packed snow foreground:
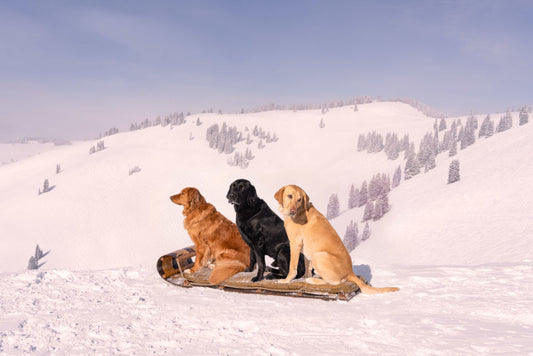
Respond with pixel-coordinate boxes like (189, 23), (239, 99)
(1, 102), (532, 354)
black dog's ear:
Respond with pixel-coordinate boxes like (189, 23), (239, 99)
(247, 183), (259, 206)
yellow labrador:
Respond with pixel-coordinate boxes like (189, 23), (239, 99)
(274, 185), (399, 295)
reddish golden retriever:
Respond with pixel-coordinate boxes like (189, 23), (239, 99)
(170, 187), (250, 284)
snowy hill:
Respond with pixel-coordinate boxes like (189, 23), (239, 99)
(1, 102), (531, 271)
(1, 101), (532, 354)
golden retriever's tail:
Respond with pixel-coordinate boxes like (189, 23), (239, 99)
(348, 274), (400, 295)
(209, 260), (247, 285)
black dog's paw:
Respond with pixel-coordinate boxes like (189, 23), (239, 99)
(251, 275), (264, 283)
(265, 273), (283, 280)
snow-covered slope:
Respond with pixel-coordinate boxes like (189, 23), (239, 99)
(1, 102), (530, 272)
(1, 102), (532, 354)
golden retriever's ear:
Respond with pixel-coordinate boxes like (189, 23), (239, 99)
(189, 188), (205, 208)
(274, 187), (285, 207)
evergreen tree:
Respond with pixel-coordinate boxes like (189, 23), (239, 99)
(361, 223), (371, 241)
(373, 194), (390, 220)
(43, 179), (50, 193)
(357, 134), (366, 152)
(392, 165), (402, 188)
(449, 138), (457, 157)
(404, 154), (420, 180)
(519, 106), (529, 125)
(425, 153), (436, 172)
(326, 194), (340, 219)
(496, 110), (513, 132)
(27, 256), (38, 270)
(342, 220), (359, 252)
(362, 201), (374, 222)
(319, 118), (325, 128)
(359, 181), (368, 207)
(448, 159), (460, 184)
(439, 118), (447, 131)
(460, 116), (476, 150)
(35, 244), (43, 260)
(56, 164), (61, 174)
(479, 114), (494, 138)
(348, 184), (359, 209)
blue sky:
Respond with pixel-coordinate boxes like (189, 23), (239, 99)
(1, 0), (532, 140)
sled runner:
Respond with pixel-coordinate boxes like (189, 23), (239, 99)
(157, 246), (360, 301)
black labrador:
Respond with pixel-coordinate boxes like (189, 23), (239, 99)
(227, 179), (306, 282)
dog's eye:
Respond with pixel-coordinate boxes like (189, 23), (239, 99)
(240, 186), (246, 191)
(297, 198), (302, 202)
(287, 194), (293, 199)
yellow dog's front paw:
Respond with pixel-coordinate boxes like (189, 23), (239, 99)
(278, 278), (292, 284)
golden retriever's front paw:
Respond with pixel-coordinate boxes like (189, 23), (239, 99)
(208, 263), (215, 270)
(278, 278), (292, 284)
(183, 268), (192, 274)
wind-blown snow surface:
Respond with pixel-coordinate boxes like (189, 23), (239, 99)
(1, 102), (532, 354)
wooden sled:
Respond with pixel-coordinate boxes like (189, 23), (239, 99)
(157, 246), (360, 301)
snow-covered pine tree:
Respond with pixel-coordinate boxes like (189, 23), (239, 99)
(439, 118), (447, 131)
(384, 132), (400, 160)
(479, 114), (494, 138)
(358, 181), (368, 207)
(245, 148), (254, 160)
(56, 164), (61, 174)
(342, 220), (359, 252)
(496, 110), (513, 132)
(27, 256), (38, 270)
(361, 222), (371, 241)
(357, 134), (366, 152)
(392, 165), (402, 188)
(43, 179), (50, 193)
(206, 124), (220, 148)
(348, 184), (359, 209)
(326, 194), (340, 219)
(96, 140), (105, 151)
(519, 106), (529, 125)
(362, 201), (374, 222)
(246, 133), (253, 144)
(35, 244), (43, 260)
(425, 152), (436, 172)
(449, 138), (457, 157)
(373, 194), (390, 220)
(404, 154), (420, 180)
(448, 159), (460, 184)
(319, 118), (325, 128)
(460, 116), (476, 150)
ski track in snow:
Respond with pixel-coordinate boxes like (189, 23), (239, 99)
(1, 262), (531, 355)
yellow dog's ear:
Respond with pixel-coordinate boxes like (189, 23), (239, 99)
(274, 186), (285, 206)
(303, 191), (311, 211)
